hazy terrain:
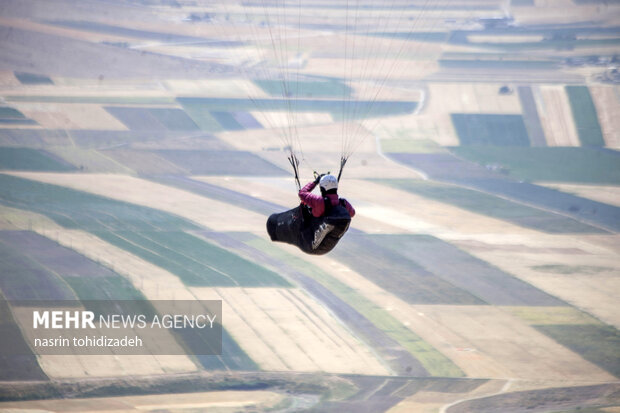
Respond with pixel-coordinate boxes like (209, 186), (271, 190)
(0, 0), (619, 412)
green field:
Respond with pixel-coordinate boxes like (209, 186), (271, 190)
(530, 264), (611, 275)
(565, 86), (605, 147)
(178, 105), (224, 132)
(0, 148), (76, 172)
(63, 275), (146, 301)
(378, 179), (600, 233)
(462, 38), (620, 52)
(104, 107), (201, 131)
(255, 78), (352, 98)
(14, 72), (53, 85)
(210, 111), (244, 130)
(0, 107), (27, 119)
(451, 114), (530, 146)
(449, 146), (620, 184)
(148, 108), (200, 131)
(246, 235), (464, 377)
(380, 138), (447, 154)
(0, 108), (36, 125)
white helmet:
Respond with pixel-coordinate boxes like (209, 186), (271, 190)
(319, 174), (338, 191)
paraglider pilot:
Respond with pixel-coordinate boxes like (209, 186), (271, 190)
(266, 174), (355, 255)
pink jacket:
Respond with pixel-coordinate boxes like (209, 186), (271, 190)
(298, 181), (356, 218)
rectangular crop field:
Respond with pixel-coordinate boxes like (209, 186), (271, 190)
(104, 107), (200, 131)
(210, 111), (244, 130)
(0, 148), (75, 172)
(255, 79), (352, 98)
(450, 146), (620, 184)
(517, 86), (546, 147)
(451, 114), (530, 146)
(153, 150), (288, 176)
(14, 71), (53, 85)
(565, 86), (605, 146)
(0, 106), (28, 119)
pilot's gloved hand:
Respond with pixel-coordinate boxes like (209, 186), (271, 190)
(313, 172), (324, 185)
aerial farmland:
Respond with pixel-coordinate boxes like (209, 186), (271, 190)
(0, 0), (619, 412)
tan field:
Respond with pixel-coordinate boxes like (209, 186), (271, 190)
(250, 111), (334, 129)
(374, 82), (524, 147)
(303, 57), (440, 80)
(215, 121), (377, 153)
(426, 83), (522, 114)
(17, 103), (128, 130)
(377, 111), (460, 147)
(468, 34), (545, 44)
(454, 235), (620, 329)
(0, 71), (21, 87)
(513, 1), (619, 26)
(165, 79), (268, 98)
(538, 86), (580, 146)
(192, 287), (389, 374)
(409, 305), (614, 381)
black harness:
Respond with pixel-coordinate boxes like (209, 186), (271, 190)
(266, 196), (351, 256)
